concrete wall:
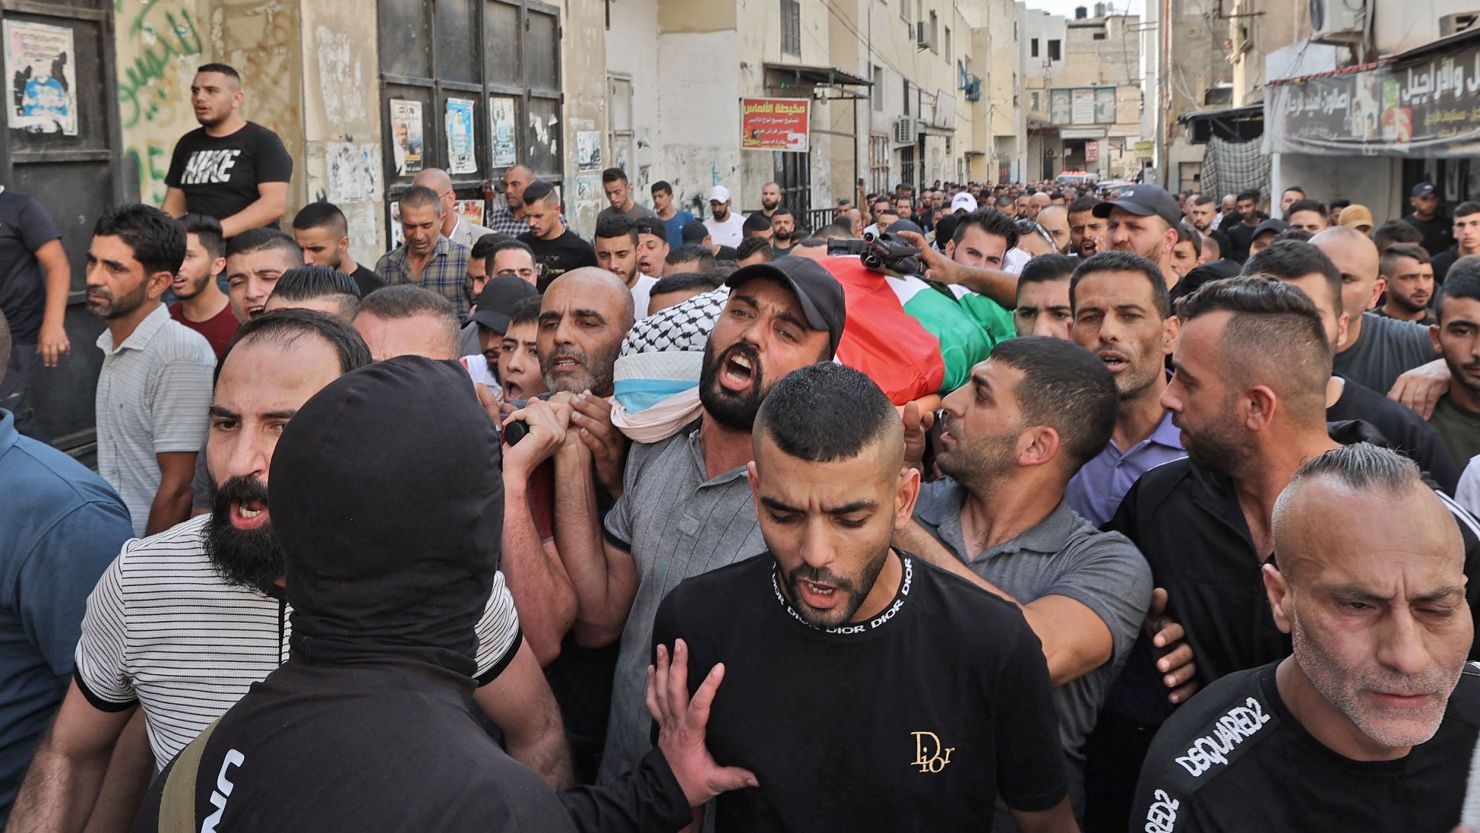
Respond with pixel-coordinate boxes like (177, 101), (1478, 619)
(656, 25), (742, 216)
(211, 0), (307, 208)
(115, 0), (211, 205)
(1375, 0), (1480, 54)
(298, 0), (383, 264)
(561, 0), (611, 237)
(1229, 0), (1301, 104)
(1270, 154), (1403, 222)
(606, 0), (661, 201)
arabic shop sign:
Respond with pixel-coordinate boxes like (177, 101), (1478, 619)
(740, 98), (810, 152)
(1267, 40), (1480, 157)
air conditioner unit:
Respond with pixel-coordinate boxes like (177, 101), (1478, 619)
(1310, 0), (1364, 43)
(893, 117), (917, 145)
(1440, 11), (1480, 36)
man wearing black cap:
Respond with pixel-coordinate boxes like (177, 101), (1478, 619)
(129, 356), (757, 832)
(1092, 184), (1182, 289)
(1406, 182), (1453, 257)
(553, 256), (846, 786)
(1248, 218), (1289, 259)
(463, 275), (539, 386)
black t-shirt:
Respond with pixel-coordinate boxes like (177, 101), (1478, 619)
(1130, 661), (1480, 832)
(652, 551), (1069, 832)
(1405, 212), (1454, 257)
(0, 190), (60, 343)
(1432, 248), (1459, 283)
(1327, 376), (1459, 494)
(520, 229), (597, 291)
(349, 264), (386, 297)
(1224, 221), (1260, 264)
(165, 122), (292, 223)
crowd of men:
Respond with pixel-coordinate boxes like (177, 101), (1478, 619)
(2, 62), (1480, 833)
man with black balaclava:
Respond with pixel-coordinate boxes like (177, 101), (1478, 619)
(130, 356), (755, 832)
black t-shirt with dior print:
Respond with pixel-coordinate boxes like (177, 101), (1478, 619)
(650, 551), (1068, 832)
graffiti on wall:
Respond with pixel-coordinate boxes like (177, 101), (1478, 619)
(116, 0), (205, 203)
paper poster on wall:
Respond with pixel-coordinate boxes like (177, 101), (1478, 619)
(453, 199), (486, 226)
(389, 100), (423, 176)
(489, 97), (517, 168)
(446, 98), (477, 174)
(577, 131), (601, 173)
(4, 20), (77, 135)
(326, 142), (384, 203)
(389, 201), (403, 247)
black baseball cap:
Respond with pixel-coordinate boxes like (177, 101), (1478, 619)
(681, 221), (709, 244)
(1093, 184), (1182, 228)
(472, 275), (539, 333)
(1252, 218), (1289, 239)
(1412, 182), (1437, 198)
(725, 255), (846, 357)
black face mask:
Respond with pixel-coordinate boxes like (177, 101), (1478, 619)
(205, 475), (284, 596)
(270, 357), (504, 676)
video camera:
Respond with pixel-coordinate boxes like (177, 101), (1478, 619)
(827, 230), (927, 277)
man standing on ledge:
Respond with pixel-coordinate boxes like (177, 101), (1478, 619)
(162, 64), (291, 237)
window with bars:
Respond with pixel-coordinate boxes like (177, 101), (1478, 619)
(871, 135), (891, 194)
(899, 145), (917, 193)
(781, 0), (801, 56)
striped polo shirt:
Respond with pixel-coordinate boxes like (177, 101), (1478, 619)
(94, 304), (216, 536)
(596, 422), (768, 783)
(73, 515), (523, 769)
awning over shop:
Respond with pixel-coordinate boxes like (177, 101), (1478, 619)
(1265, 28), (1480, 157)
(763, 63), (873, 99)
(1177, 103), (1263, 144)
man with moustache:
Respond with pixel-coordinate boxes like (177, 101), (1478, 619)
(652, 363), (1077, 832)
(553, 257), (846, 786)
(167, 214), (238, 358)
(86, 205), (215, 538)
(1094, 185), (1181, 289)
(1068, 196), (1107, 258)
(1130, 445), (1478, 832)
(5, 311), (571, 833)
(486, 165), (539, 236)
(376, 185), (472, 314)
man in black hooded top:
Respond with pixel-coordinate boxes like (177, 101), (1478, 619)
(130, 356), (754, 833)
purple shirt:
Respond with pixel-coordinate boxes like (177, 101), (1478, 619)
(1066, 409), (1185, 527)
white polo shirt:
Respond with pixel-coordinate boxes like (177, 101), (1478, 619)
(74, 515), (523, 769)
(94, 304), (216, 535)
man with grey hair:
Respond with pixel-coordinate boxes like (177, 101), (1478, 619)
(412, 167), (493, 249)
(354, 285), (462, 362)
(375, 185), (472, 314)
(1129, 444), (1479, 832)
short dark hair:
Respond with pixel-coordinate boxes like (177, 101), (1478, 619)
(666, 244), (716, 269)
(1067, 196), (1100, 215)
(1272, 228), (1312, 244)
(634, 215), (666, 239)
(226, 227), (304, 266)
(291, 201), (349, 238)
(1242, 240), (1342, 313)
(1437, 257), (1480, 322)
(399, 185), (442, 214)
(651, 271), (723, 297)
(595, 215), (639, 245)
(487, 238), (534, 273)
(1282, 186), (1306, 197)
(743, 212), (772, 234)
(522, 180), (557, 207)
(1371, 219), (1424, 252)
(989, 337), (1118, 470)
(271, 265), (362, 318)
(1236, 189), (1261, 202)
(735, 237), (774, 262)
(601, 167), (629, 185)
(1285, 198), (1327, 220)
(1176, 224), (1201, 257)
(1330, 199), (1351, 212)
(219, 308), (371, 380)
(816, 223), (852, 240)
(1454, 201), (1480, 219)
(93, 204), (186, 277)
(196, 63), (241, 82)
(651, 180), (674, 196)
(1175, 276), (1332, 415)
(470, 232), (512, 263)
(993, 195), (1014, 210)
(183, 213), (225, 261)
(509, 295), (543, 328)
(1380, 243), (1432, 279)
(953, 208), (1019, 249)
(755, 363), (899, 463)
(773, 207), (795, 220)
(1017, 253), (1077, 289)
(1192, 194), (1215, 208)
(1071, 250), (1171, 318)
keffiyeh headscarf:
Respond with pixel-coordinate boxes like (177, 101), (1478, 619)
(610, 287), (728, 443)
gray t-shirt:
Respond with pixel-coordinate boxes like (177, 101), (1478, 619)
(912, 480), (1153, 766)
(596, 202), (657, 224)
(596, 423), (766, 784)
(1332, 312), (1436, 394)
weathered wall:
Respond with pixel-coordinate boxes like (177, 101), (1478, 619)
(211, 0), (307, 208)
(606, 0), (660, 199)
(656, 21), (741, 217)
(561, 0), (609, 237)
(298, 0), (383, 264)
(115, 0), (210, 205)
